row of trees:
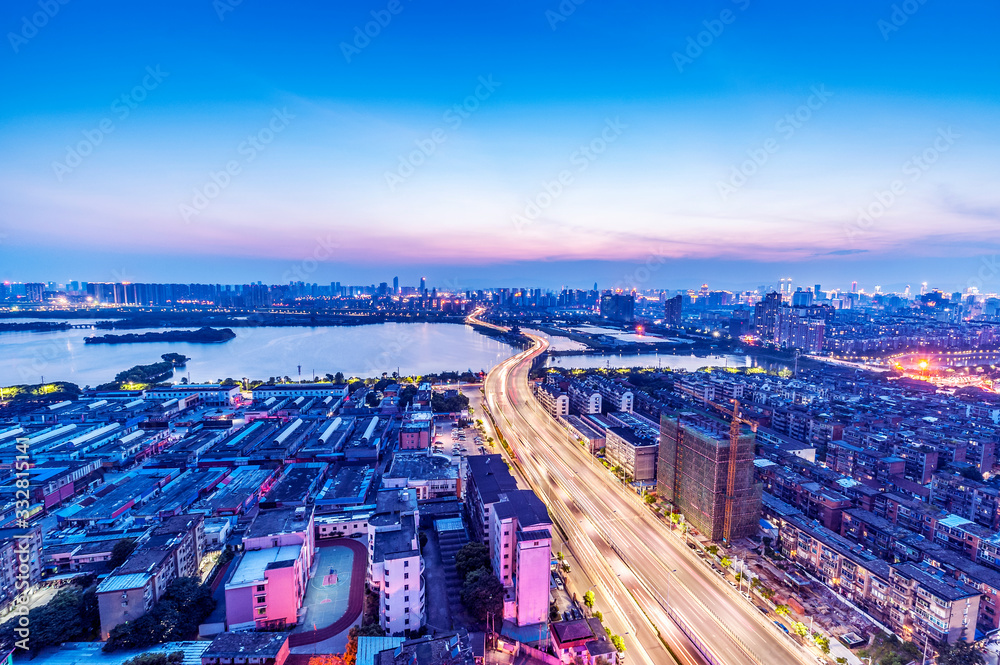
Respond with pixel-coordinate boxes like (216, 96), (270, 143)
(0, 580), (100, 655)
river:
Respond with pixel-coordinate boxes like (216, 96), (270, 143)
(0, 321), (769, 387)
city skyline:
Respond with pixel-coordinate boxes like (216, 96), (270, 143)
(2, 1), (999, 286)
(4, 263), (996, 298)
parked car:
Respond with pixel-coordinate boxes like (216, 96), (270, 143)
(773, 621), (789, 634)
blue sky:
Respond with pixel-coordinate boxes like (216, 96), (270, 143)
(1, 0), (998, 291)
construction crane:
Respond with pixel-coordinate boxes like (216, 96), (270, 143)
(675, 383), (758, 544)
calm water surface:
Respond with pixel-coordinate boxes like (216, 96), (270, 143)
(0, 320), (776, 387)
(0, 322), (517, 387)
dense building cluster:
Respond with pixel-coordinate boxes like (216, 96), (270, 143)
(0, 359), (569, 665)
(534, 359), (1000, 647)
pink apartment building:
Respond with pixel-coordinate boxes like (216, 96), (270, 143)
(490, 489), (552, 631)
(225, 505), (314, 630)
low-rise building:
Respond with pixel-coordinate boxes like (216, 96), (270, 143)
(225, 505), (315, 630)
(537, 385), (569, 418)
(0, 526), (42, 613)
(399, 411), (435, 450)
(382, 452), (460, 500)
(604, 427), (658, 483)
(201, 630), (291, 665)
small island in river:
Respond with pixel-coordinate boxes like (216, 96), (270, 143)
(84, 326), (236, 345)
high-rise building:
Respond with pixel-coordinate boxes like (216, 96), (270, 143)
(791, 288), (814, 308)
(599, 293), (635, 322)
(657, 408), (760, 543)
(491, 490), (552, 630)
(752, 291), (782, 342)
(393, 276), (399, 294)
(664, 294), (683, 327)
(419, 277), (426, 292)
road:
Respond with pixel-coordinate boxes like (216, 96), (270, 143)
(480, 326), (816, 665)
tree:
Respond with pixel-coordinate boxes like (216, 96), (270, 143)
(109, 538), (136, 569)
(342, 625), (361, 665)
(775, 604), (790, 617)
(609, 634), (626, 653)
(583, 591), (595, 609)
(813, 634), (830, 654)
(706, 545), (719, 557)
(0, 585), (99, 655)
(720, 557), (732, 569)
(309, 656), (345, 665)
(334, 371), (346, 384)
(461, 568), (505, 623)
(644, 494), (656, 504)
(791, 622), (808, 638)
(122, 652), (186, 665)
(431, 392), (470, 414)
(938, 638), (986, 665)
(455, 542), (492, 581)
(103, 577), (215, 652)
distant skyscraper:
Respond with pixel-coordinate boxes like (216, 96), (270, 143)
(791, 288), (813, 308)
(814, 284), (822, 299)
(420, 277), (426, 292)
(753, 291), (782, 342)
(392, 276), (399, 294)
(599, 293), (635, 322)
(851, 281), (858, 293)
(664, 295), (683, 327)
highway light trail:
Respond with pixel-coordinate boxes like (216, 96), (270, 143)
(478, 320), (816, 665)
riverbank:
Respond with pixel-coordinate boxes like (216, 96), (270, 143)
(0, 310), (470, 328)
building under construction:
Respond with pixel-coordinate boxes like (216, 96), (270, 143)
(658, 407), (761, 543)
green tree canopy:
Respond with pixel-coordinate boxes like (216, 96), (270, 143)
(109, 538), (136, 569)
(938, 638), (986, 665)
(455, 542), (492, 581)
(461, 568), (505, 623)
